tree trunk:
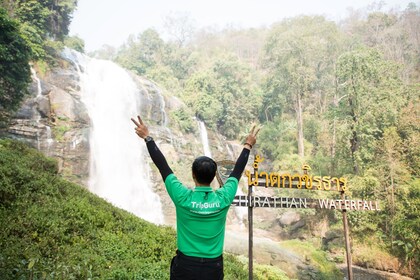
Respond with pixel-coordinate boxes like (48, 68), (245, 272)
(296, 92), (305, 157)
(349, 101), (359, 175)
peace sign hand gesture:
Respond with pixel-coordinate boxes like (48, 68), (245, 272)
(244, 124), (260, 150)
(131, 115), (149, 139)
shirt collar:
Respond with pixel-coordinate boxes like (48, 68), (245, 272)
(194, 186), (213, 192)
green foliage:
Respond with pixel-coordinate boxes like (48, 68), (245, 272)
(352, 243), (398, 272)
(64, 35), (85, 53)
(223, 254), (248, 280)
(280, 240), (343, 280)
(0, 139), (251, 279)
(182, 54), (261, 138)
(1, 0), (78, 61)
(334, 47), (404, 174)
(116, 29), (165, 75)
(0, 139), (176, 279)
(52, 124), (70, 141)
(224, 254), (291, 280)
(391, 179), (420, 276)
(13, 0), (77, 40)
(170, 107), (195, 133)
(0, 8), (31, 117)
(18, 21), (46, 58)
(254, 264), (290, 280)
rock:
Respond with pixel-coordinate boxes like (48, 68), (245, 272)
(278, 211), (301, 226)
(166, 95), (184, 110)
(322, 229), (343, 251)
(49, 87), (88, 123)
(35, 96), (51, 118)
(338, 264), (415, 280)
(14, 99), (37, 119)
(44, 68), (81, 93)
(290, 219), (306, 231)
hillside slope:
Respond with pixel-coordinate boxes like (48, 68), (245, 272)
(0, 139), (260, 279)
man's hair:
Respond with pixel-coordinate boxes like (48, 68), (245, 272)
(192, 156), (217, 185)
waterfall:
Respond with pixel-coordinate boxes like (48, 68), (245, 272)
(31, 67), (42, 98)
(197, 119), (212, 157)
(30, 67), (42, 150)
(63, 48), (164, 225)
(225, 141), (246, 227)
(31, 67), (53, 151)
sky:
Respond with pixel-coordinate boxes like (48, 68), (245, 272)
(69, 0), (415, 52)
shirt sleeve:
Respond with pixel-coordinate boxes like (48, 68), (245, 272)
(164, 174), (190, 205)
(216, 177), (239, 206)
(146, 140), (173, 181)
(229, 148), (250, 181)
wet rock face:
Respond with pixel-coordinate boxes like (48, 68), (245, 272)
(1, 68), (89, 185)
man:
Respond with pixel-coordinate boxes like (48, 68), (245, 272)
(131, 115), (258, 280)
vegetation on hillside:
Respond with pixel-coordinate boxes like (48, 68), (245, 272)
(0, 139), (298, 279)
(0, 8), (31, 118)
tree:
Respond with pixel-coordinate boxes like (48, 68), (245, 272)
(64, 35), (84, 53)
(262, 16), (341, 157)
(182, 53), (260, 138)
(13, 0), (78, 40)
(116, 29), (165, 75)
(342, 3), (420, 82)
(0, 8), (31, 119)
(334, 48), (404, 174)
(3, 0), (78, 60)
(163, 11), (196, 47)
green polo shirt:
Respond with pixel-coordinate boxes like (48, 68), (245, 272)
(164, 173), (239, 258)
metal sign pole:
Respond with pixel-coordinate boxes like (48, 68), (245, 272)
(248, 157), (258, 280)
(248, 182), (253, 280)
(341, 191), (353, 280)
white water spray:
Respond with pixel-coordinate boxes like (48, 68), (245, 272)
(31, 67), (42, 98)
(64, 49), (164, 224)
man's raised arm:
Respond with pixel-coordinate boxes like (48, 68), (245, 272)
(131, 115), (173, 181)
(229, 125), (260, 181)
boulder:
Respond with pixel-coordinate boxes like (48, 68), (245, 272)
(278, 211), (301, 227)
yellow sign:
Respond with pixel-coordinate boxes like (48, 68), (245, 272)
(245, 155), (347, 192)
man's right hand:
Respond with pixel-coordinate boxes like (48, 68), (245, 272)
(244, 124), (260, 150)
(131, 115), (149, 139)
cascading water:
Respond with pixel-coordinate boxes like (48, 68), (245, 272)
(197, 120), (245, 225)
(31, 67), (42, 98)
(63, 48), (164, 224)
(226, 143), (246, 226)
(30, 67), (42, 150)
(197, 119), (212, 158)
(31, 67), (53, 151)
